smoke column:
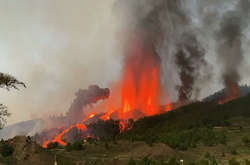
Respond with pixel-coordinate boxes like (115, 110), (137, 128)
(115, 0), (210, 103)
(175, 33), (206, 103)
(216, 0), (250, 103)
(66, 85), (110, 124)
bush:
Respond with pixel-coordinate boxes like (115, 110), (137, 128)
(230, 149), (238, 155)
(242, 136), (249, 144)
(128, 157), (137, 165)
(245, 159), (250, 165)
(65, 143), (72, 152)
(47, 142), (59, 150)
(0, 143), (14, 157)
(167, 157), (180, 165)
(72, 141), (84, 150)
(142, 156), (152, 165)
(229, 158), (241, 165)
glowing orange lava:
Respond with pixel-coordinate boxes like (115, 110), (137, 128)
(43, 112), (97, 148)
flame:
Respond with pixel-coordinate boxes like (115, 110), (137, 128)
(218, 83), (240, 104)
(119, 121), (126, 132)
(42, 141), (49, 148)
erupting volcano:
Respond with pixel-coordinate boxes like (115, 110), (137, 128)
(41, 32), (172, 148)
(119, 34), (162, 120)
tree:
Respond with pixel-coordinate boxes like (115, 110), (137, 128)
(0, 72), (26, 128)
(0, 73), (26, 90)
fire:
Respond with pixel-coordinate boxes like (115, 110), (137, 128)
(119, 121), (126, 132)
(76, 124), (87, 132)
(218, 83), (240, 104)
(42, 33), (173, 148)
(118, 34), (162, 120)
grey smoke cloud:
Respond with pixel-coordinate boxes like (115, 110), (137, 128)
(0, 0), (121, 124)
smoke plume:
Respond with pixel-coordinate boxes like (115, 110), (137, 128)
(115, 0), (210, 102)
(175, 33), (206, 103)
(216, 0), (250, 102)
(66, 85), (110, 124)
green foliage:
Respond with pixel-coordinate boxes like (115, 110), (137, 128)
(230, 148), (238, 155)
(71, 141), (84, 150)
(242, 136), (249, 144)
(245, 160), (250, 165)
(198, 153), (218, 165)
(47, 142), (59, 150)
(229, 158), (241, 165)
(87, 119), (120, 140)
(65, 143), (73, 152)
(167, 157), (180, 165)
(128, 157), (137, 165)
(0, 142), (14, 157)
(142, 156), (152, 165)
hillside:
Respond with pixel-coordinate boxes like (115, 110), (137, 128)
(203, 85), (250, 102)
(0, 119), (44, 140)
(1, 94), (250, 164)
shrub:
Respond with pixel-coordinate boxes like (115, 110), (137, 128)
(65, 143), (72, 152)
(72, 141), (84, 150)
(229, 158), (241, 165)
(245, 159), (250, 165)
(128, 157), (137, 165)
(142, 156), (152, 165)
(242, 136), (249, 144)
(0, 143), (14, 157)
(167, 157), (180, 165)
(47, 142), (59, 150)
(230, 149), (238, 155)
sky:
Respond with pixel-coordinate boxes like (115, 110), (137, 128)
(0, 0), (250, 125)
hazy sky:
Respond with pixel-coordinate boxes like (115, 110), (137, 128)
(0, 0), (123, 124)
(0, 0), (250, 125)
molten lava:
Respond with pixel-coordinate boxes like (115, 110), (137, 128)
(43, 112), (97, 148)
(119, 34), (162, 120)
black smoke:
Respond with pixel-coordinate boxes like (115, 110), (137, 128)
(66, 85), (110, 124)
(175, 33), (206, 103)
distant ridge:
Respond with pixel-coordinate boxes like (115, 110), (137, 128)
(203, 85), (250, 102)
(0, 119), (44, 140)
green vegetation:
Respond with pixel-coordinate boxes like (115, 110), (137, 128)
(0, 140), (14, 157)
(46, 142), (59, 150)
(120, 94), (250, 151)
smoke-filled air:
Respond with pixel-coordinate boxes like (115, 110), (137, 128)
(1, 0), (250, 152)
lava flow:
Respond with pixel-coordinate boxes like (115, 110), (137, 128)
(43, 113), (96, 148)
